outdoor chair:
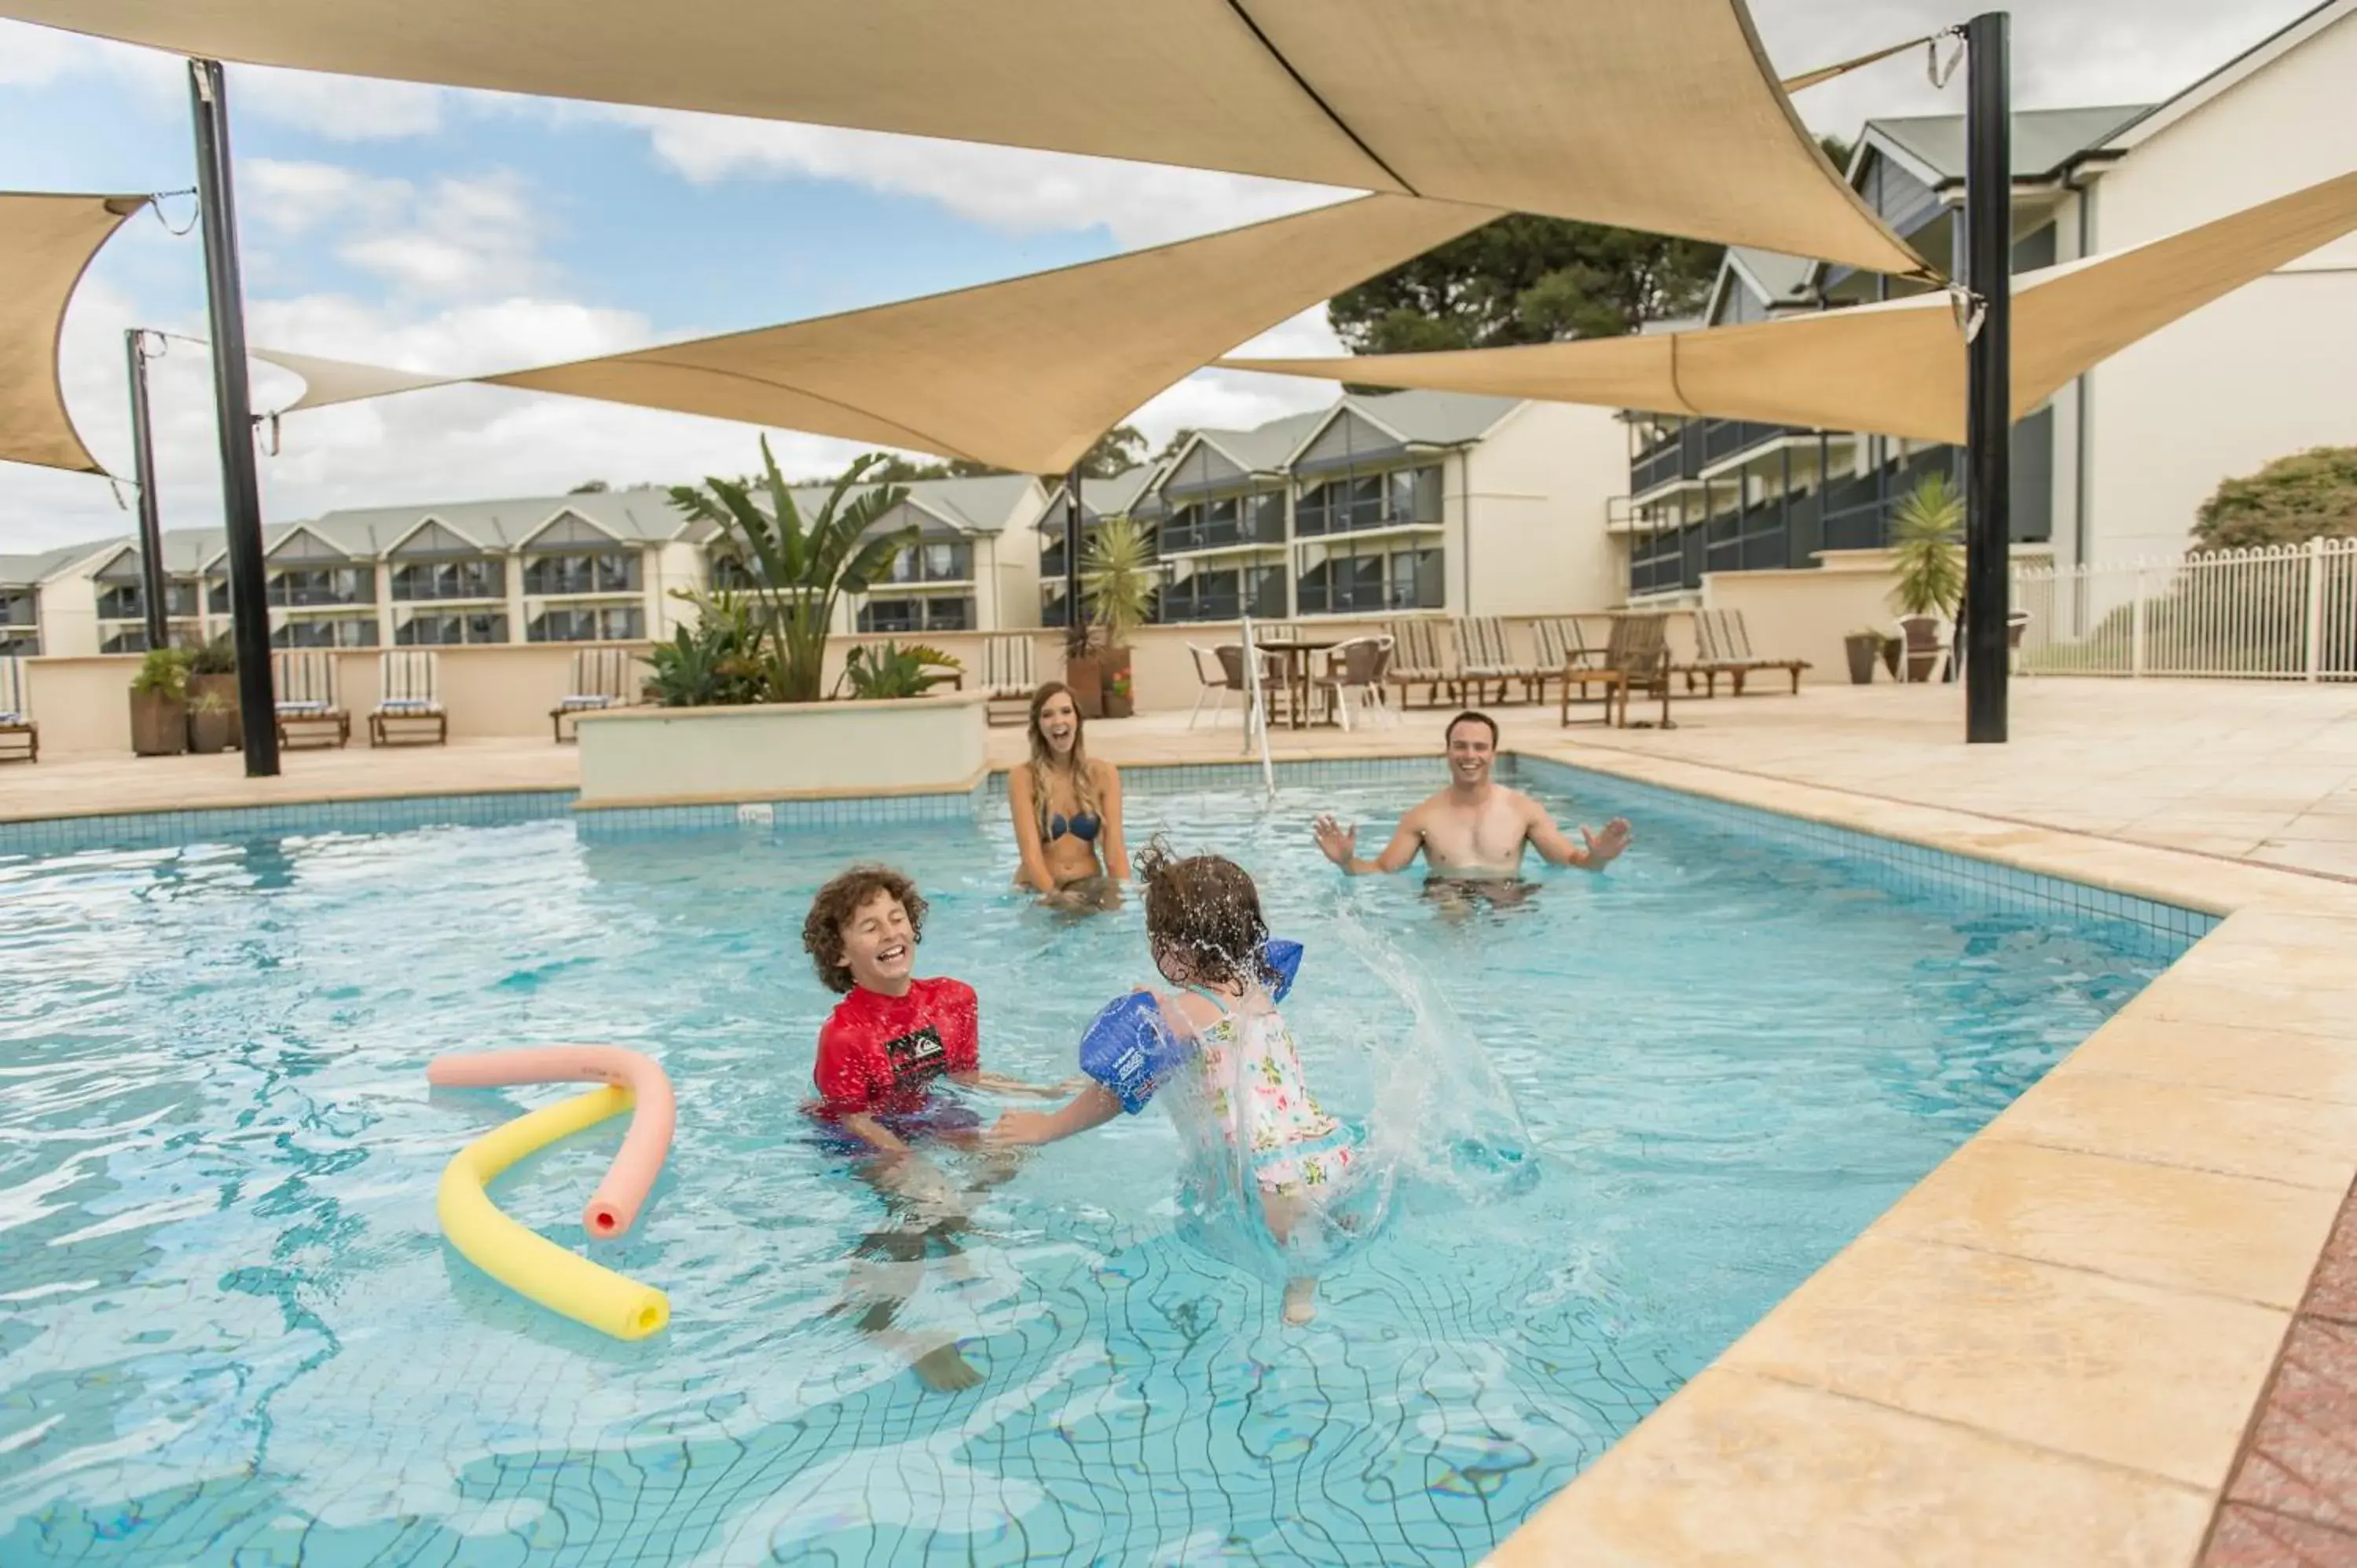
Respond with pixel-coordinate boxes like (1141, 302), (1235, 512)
(273, 650), (350, 749)
(1214, 643), (1290, 727)
(1560, 614), (1674, 730)
(2007, 609), (2033, 675)
(1312, 636), (1397, 731)
(1451, 616), (1540, 705)
(1687, 609), (1810, 696)
(1530, 617), (1603, 703)
(1896, 615), (1954, 683)
(551, 646), (640, 742)
(370, 649), (449, 747)
(1186, 643), (1244, 729)
(0, 655), (35, 763)
(1382, 617), (1453, 709)
(980, 635), (1036, 725)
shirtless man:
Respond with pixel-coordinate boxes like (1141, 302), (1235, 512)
(1312, 711), (1631, 902)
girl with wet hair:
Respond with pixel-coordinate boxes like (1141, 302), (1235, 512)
(992, 839), (1353, 1324)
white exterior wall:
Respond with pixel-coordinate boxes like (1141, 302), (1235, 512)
(1456, 401), (1626, 616)
(2078, 8), (2357, 564)
(33, 573), (99, 657)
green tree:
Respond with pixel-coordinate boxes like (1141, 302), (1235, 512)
(1327, 215), (1724, 356)
(667, 438), (916, 702)
(2193, 447), (2357, 551)
(1887, 473), (1965, 618)
(569, 478), (610, 493)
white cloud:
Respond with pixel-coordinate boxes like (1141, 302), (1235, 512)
(243, 160), (413, 235)
(585, 105), (1352, 247)
(0, 19), (101, 86)
(1122, 307), (1347, 448)
(233, 64), (447, 141)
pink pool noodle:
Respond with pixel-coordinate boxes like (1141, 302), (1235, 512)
(426, 1046), (676, 1239)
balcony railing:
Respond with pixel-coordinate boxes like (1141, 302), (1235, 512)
(1162, 511), (1283, 555)
(1633, 419), (1802, 493)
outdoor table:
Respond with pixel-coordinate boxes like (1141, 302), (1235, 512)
(1252, 636), (1343, 729)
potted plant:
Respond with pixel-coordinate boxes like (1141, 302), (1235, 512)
(185, 630), (242, 748)
(1887, 472), (1964, 682)
(1080, 515), (1153, 719)
(667, 438), (919, 703)
(187, 689), (233, 754)
(1879, 635), (1902, 680)
(129, 645), (190, 757)
(1842, 627), (1883, 685)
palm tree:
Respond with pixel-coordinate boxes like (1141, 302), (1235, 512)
(1082, 515), (1155, 653)
(667, 438), (918, 702)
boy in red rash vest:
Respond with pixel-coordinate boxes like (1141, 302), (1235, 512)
(802, 864), (1070, 1392)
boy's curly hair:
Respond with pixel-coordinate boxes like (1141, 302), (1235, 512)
(1138, 837), (1274, 991)
(802, 864), (928, 994)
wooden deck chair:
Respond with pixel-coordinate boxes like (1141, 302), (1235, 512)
(273, 650), (350, 749)
(1688, 609), (1809, 696)
(980, 635), (1037, 725)
(551, 646), (640, 742)
(1383, 617), (1452, 709)
(1530, 617), (1601, 703)
(0, 656), (35, 763)
(1560, 614), (1674, 730)
(370, 649), (448, 746)
(1452, 615), (1540, 705)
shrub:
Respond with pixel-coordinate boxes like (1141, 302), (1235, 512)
(2193, 447), (2357, 551)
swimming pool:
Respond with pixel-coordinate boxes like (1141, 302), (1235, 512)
(0, 760), (2200, 1566)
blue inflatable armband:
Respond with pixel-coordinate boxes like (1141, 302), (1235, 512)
(1263, 938), (1303, 1002)
(1078, 992), (1189, 1115)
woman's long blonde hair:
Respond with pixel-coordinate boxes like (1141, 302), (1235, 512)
(1025, 681), (1101, 838)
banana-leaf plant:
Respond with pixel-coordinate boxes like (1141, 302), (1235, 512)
(841, 641), (964, 700)
(667, 439), (918, 702)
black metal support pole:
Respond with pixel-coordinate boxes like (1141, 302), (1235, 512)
(188, 58), (278, 775)
(123, 329), (169, 651)
(1963, 13), (2012, 742)
(1063, 463), (1085, 654)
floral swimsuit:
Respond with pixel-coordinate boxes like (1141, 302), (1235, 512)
(1188, 993), (1355, 1196)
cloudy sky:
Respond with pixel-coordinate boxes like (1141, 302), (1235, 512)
(0, 0), (2323, 552)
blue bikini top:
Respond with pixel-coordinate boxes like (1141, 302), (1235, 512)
(1047, 811), (1102, 844)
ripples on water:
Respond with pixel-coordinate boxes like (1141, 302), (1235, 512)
(0, 775), (2183, 1566)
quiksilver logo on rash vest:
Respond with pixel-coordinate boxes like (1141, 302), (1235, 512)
(883, 1024), (948, 1089)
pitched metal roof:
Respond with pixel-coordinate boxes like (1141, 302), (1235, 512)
(1868, 105), (2153, 185)
(1723, 247), (1817, 306)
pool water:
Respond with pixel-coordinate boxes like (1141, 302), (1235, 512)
(0, 766), (2188, 1566)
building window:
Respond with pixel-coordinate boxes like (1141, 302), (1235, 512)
(270, 617), (378, 649)
(100, 627), (152, 654)
(877, 541), (974, 585)
(523, 551), (641, 597)
(390, 559), (505, 601)
(1297, 547), (1443, 614)
(0, 632), (34, 656)
(266, 566), (372, 608)
(1164, 492), (1282, 554)
(1161, 566), (1283, 623)
(856, 596), (973, 634)
(397, 611), (509, 645)
(1296, 466), (1440, 537)
(528, 605), (645, 642)
(709, 553), (758, 592)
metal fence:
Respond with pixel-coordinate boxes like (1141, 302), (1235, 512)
(2011, 537), (2357, 680)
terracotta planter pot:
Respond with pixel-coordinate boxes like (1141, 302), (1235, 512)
(186, 672), (244, 748)
(1843, 635), (1881, 685)
(1098, 646), (1135, 717)
(130, 691), (188, 757)
(1879, 638), (1901, 680)
(1063, 653), (1105, 719)
(188, 708), (233, 754)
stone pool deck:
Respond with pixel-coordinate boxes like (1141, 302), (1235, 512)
(5, 676), (2355, 1566)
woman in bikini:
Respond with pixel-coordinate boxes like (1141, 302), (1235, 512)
(1008, 682), (1131, 910)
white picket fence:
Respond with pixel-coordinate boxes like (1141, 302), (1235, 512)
(2011, 537), (2357, 680)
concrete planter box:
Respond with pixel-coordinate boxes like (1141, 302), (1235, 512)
(574, 693), (988, 808)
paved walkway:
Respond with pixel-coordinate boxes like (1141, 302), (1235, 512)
(6, 680), (2354, 883)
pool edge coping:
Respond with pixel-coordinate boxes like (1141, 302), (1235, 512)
(1479, 736), (2357, 1567)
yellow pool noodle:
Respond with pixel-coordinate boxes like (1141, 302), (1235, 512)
(435, 1085), (671, 1341)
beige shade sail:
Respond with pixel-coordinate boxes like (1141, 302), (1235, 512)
(0, 192), (146, 474)
(0, 0), (1927, 279)
(1219, 168), (2357, 443)
(253, 193), (1492, 474)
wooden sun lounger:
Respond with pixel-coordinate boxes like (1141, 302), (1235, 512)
(981, 635), (1036, 725)
(552, 646), (640, 742)
(273, 650), (350, 749)
(1686, 609), (1810, 696)
(370, 649), (449, 746)
(1452, 615), (1540, 705)
(0, 656), (35, 763)
(1383, 617), (1453, 709)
